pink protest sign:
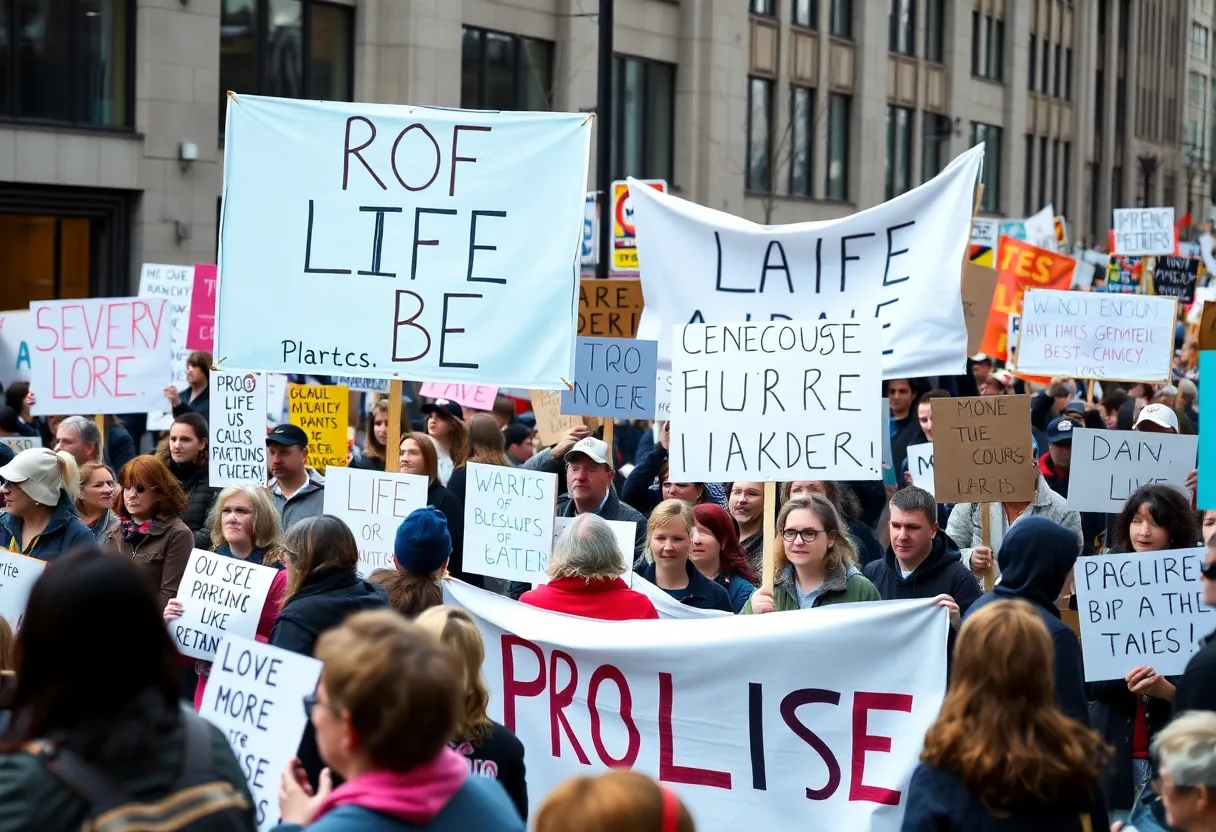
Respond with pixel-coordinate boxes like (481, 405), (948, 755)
(418, 382), (499, 411)
(185, 264), (217, 351)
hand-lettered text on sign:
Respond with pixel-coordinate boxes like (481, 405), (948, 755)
(929, 395), (1035, 503)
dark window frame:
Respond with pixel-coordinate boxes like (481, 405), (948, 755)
(885, 104), (913, 200)
(788, 84), (815, 197)
(825, 92), (851, 201)
(923, 0), (944, 62)
(829, 0), (852, 38)
(793, 0), (817, 30)
(745, 76), (774, 193)
(750, 0), (777, 17)
(889, 0), (915, 55)
(461, 25), (555, 111)
(611, 53), (676, 182)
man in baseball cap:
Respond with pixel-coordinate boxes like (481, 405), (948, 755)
(1133, 402), (1180, 434)
(1038, 417), (1074, 498)
(266, 423), (325, 529)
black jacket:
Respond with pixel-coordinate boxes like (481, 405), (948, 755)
(863, 533), (981, 613)
(1175, 628), (1216, 716)
(428, 480), (479, 589)
(889, 415), (925, 491)
(451, 721), (528, 821)
(167, 460), (219, 546)
(172, 384), (210, 425)
(636, 558), (733, 612)
(620, 442), (667, 517)
(104, 423), (137, 473)
(847, 517), (883, 566)
(964, 517), (1089, 727)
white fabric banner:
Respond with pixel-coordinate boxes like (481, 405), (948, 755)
(323, 467), (430, 577)
(443, 580), (948, 830)
(217, 95), (591, 389)
(1066, 428), (1197, 514)
(628, 144), (984, 378)
(631, 574), (731, 619)
(170, 549), (279, 660)
(139, 263), (195, 431)
(210, 370), (270, 487)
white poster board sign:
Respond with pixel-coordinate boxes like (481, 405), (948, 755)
(0, 310), (31, 389)
(199, 636), (323, 832)
(216, 96), (591, 389)
(654, 369), (672, 420)
(669, 321), (882, 482)
(0, 550), (46, 629)
(1014, 290), (1175, 382)
(1076, 548), (1213, 681)
(139, 263), (195, 431)
(0, 435), (41, 454)
(265, 373), (288, 428)
(210, 370), (270, 486)
(1024, 204), (1057, 252)
(462, 462), (556, 583)
(443, 580), (948, 829)
(545, 515), (637, 586)
(323, 467), (430, 577)
(906, 442), (935, 496)
(1112, 207), (1176, 256)
(629, 145), (984, 378)
(170, 549), (278, 660)
(1067, 428), (1198, 514)
(29, 298), (172, 415)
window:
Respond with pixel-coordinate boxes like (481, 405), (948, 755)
(1189, 70), (1205, 106)
(1112, 165), (1123, 211)
(0, 0), (133, 127)
(1095, 69), (1105, 127)
(793, 0), (816, 28)
(990, 18), (1004, 80)
(972, 13), (1002, 80)
(826, 93), (851, 200)
(462, 27), (553, 111)
(789, 86), (814, 196)
(611, 56), (675, 182)
(971, 11), (981, 75)
(220, 0), (354, 132)
(1061, 141), (1071, 217)
(1028, 37), (1036, 89)
(1192, 23), (1209, 61)
(1053, 44), (1061, 97)
(750, 0), (775, 16)
(922, 112), (951, 182)
(970, 122), (1001, 212)
(1051, 139), (1060, 204)
(889, 0), (914, 55)
(1023, 135), (1035, 215)
(745, 77), (773, 192)
(830, 0), (852, 38)
(1040, 37), (1049, 93)
(924, 0), (944, 61)
(1038, 135), (1048, 206)
(885, 106), (913, 200)
(1064, 47), (1072, 100)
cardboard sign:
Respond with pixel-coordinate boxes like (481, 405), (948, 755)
(287, 383), (348, 473)
(0, 435), (40, 454)
(669, 321), (883, 482)
(979, 237), (1075, 359)
(186, 264), (217, 351)
(1015, 290), (1175, 383)
(0, 550), (46, 629)
(170, 549), (278, 661)
(139, 263), (195, 431)
(199, 637), (322, 832)
(462, 463), (557, 583)
(930, 395), (1034, 503)
(560, 337), (658, 419)
(1200, 352), (1216, 510)
(1150, 257), (1199, 303)
(529, 389), (582, 447)
(612, 179), (666, 273)
(654, 369), (672, 420)
(906, 442), (935, 496)
(418, 382), (498, 411)
(579, 277), (644, 338)
(29, 298), (172, 416)
(1066, 428), (1197, 514)
(1113, 207), (1176, 256)
(961, 264), (999, 356)
(1075, 548), (1212, 681)
(210, 370), (269, 486)
(323, 467), (430, 577)
(0, 310), (31, 388)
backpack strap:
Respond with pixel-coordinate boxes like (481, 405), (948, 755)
(178, 710), (215, 780)
(26, 740), (131, 815)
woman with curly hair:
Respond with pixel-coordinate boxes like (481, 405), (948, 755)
(903, 598), (1110, 830)
(690, 503), (757, 613)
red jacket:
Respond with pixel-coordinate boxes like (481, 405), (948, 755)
(520, 576), (659, 621)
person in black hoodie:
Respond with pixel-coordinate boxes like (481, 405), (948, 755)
(158, 412), (220, 548)
(885, 378), (926, 484)
(271, 515), (388, 787)
(963, 516), (1088, 725)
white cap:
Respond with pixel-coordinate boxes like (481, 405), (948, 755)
(566, 437), (611, 466)
(1134, 403), (1180, 433)
(0, 447), (68, 506)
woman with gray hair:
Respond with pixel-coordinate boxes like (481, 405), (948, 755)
(519, 514), (658, 620)
(1127, 711), (1216, 832)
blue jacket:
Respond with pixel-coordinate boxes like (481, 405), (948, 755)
(0, 492), (95, 560)
(964, 517), (1089, 727)
(269, 777), (524, 832)
(636, 558), (733, 612)
(715, 572), (756, 614)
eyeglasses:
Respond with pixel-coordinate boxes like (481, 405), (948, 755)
(124, 483), (156, 494)
(1201, 561), (1216, 581)
(302, 692), (319, 719)
(781, 527), (825, 543)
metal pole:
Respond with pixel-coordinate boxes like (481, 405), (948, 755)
(595, 0), (614, 280)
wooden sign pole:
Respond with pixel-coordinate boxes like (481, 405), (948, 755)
(980, 504), (995, 592)
(762, 481), (777, 591)
(603, 420), (614, 456)
(385, 380), (403, 473)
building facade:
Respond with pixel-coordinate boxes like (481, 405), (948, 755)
(0, 0), (1196, 309)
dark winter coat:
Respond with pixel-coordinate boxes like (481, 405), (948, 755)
(172, 383), (210, 425)
(106, 515), (195, 610)
(104, 423), (137, 473)
(0, 491), (94, 560)
(450, 722), (528, 821)
(863, 533), (981, 613)
(167, 459), (219, 543)
(635, 558), (733, 612)
(1175, 627), (1216, 716)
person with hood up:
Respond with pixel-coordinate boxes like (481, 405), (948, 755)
(0, 447), (93, 559)
(369, 507), (448, 619)
(963, 516), (1088, 725)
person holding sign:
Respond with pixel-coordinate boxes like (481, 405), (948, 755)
(0, 448), (92, 559)
(397, 433), (473, 588)
(690, 504), (758, 614)
(273, 611), (524, 832)
(368, 507), (449, 619)
(163, 350), (212, 424)
(445, 415), (514, 506)
(742, 496), (880, 614)
(784, 481), (885, 567)
(422, 399), (468, 487)
(635, 501), (732, 612)
(620, 421), (710, 517)
(74, 461), (120, 543)
(350, 399), (408, 472)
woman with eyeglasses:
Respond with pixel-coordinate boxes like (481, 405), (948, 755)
(0, 447), (92, 560)
(635, 499), (732, 612)
(742, 495), (880, 614)
(783, 480), (884, 566)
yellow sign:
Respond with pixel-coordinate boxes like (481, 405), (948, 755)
(288, 383), (349, 473)
(611, 179), (666, 273)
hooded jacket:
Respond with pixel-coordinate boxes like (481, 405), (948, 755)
(0, 491), (94, 560)
(863, 532), (981, 613)
(964, 517), (1089, 726)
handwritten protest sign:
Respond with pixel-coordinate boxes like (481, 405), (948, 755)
(579, 278), (644, 337)
(287, 383), (348, 472)
(528, 389), (582, 446)
(1113, 207), (1176, 256)
(0, 310), (31, 388)
(629, 146), (984, 378)
(334, 376), (390, 394)
(418, 382), (498, 411)
(979, 237), (1075, 360)
(216, 97), (591, 389)
(171, 549), (278, 661)
(930, 395), (1034, 503)
(1067, 428), (1197, 514)
(546, 515), (637, 586)
(1015, 290), (1175, 382)
(1076, 548), (1212, 681)
(29, 298), (171, 416)
(654, 369), (672, 420)
(0, 435), (40, 454)
(961, 264), (999, 356)
(1200, 352), (1216, 510)
(323, 467), (429, 577)
(186, 264), (217, 351)
(1024, 205), (1058, 252)
(906, 442), (935, 496)
(969, 218), (998, 267)
(561, 337), (658, 419)
(0, 550), (45, 629)
(1103, 255), (1143, 294)
(199, 636), (322, 832)
(463, 462), (556, 583)
(265, 373), (288, 428)
(210, 370), (269, 486)
(669, 321), (882, 482)
(1150, 257), (1199, 303)
(139, 263), (194, 431)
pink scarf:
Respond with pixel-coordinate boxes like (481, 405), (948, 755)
(312, 748), (469, 825)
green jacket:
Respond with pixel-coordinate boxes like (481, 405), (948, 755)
(740, 563), (881, 614)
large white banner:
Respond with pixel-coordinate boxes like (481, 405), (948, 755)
(210, 370), (270, 486)
(1076, 549), (1212, 681)
(1067, 428), (1197, 514)
(628, 144), (984, 378)
(669, 321), (882, 482)
(217, 95), (591, 389)
(444, 581), (948, 830)
(139, 263), (195, 431)
(323, 467), (429, 577)
(29, 298), (172, 416)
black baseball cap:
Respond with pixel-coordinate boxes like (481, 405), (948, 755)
(267, 423), (309, 447)
(421, 399), (465, 420)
